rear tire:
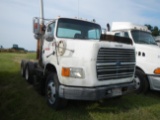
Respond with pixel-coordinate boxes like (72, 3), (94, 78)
(20, 60), (25, 77)
(135, 69), (149, 94)
(46, 72), (67, 110)
(24, 63), (34, 84)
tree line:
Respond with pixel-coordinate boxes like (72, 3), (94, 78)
(145, 24), (160, 36)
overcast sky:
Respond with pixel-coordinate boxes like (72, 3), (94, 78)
(0, 0), (160, 50)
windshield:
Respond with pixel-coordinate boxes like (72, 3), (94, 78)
(131, 30), (157, 45)
(56, 18), (101, 40)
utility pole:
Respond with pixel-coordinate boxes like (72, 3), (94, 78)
(40, 0), (44, 25)
(36, 0), (44, 61)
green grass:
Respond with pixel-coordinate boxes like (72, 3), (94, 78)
(1, 53), (160, 120)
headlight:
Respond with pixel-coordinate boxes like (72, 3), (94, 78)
(61, 67), (84, 78)
(154, 68), (160, 74)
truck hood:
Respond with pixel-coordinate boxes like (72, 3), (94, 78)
(62, 40), (134, 59)
(135, 44), (160, 74)
(135, 44), (160, 63)
(64, 39), (134, 60)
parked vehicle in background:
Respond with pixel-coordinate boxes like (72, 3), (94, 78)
(106, 22), (160, 93)
(155, 36), (160, 47)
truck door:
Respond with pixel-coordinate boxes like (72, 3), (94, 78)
(42, 22), (55, 64)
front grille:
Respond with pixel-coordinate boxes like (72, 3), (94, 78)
(96, 48), (135, 81)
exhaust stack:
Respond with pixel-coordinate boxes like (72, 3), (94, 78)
(106, 23), (110, 32)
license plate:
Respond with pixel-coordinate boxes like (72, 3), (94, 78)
(112, 88), (122, 96)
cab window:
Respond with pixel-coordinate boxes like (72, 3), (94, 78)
(115, 32), (129, 38)
(47, 23), (55, 34)
(56, 18), (101, 40)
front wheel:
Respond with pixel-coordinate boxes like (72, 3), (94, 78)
(135, 69), (149, 94)
(46, 73), (67, 110)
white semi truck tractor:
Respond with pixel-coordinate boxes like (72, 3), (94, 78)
(20, 1), (136, 110)
(21, 17), (136, 109)
(107, 22), (160, 93)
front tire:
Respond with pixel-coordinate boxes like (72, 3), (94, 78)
(135, 69), (149, 94)
(46, 73), (67, 110)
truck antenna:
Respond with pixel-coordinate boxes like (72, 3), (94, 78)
(78, 0), (79, 18)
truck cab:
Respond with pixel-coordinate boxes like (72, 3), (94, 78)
(155, 36), (160, 47)
(108, 22), (160, 93)
(21, 18), (136, 109)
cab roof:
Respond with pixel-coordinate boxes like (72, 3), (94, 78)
(111, 22), (151, 33)
(46, 17), (100, 26)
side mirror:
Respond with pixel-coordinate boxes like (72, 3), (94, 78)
(34, 34), (42, 40)
(33, 17), (44, 40)
(102, 28), (107, 34)
(33, 17), (41, 34)
(45, 32), (54, 41)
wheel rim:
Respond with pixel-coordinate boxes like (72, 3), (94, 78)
(135, 76), (141, 89)
(25, 67), (29, 80)
(47, 80), (56, 104)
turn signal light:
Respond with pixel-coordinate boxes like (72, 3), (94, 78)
(62, 67), (70, 77)
(154, 68), (160, 74)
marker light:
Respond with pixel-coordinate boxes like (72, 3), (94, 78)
(154, 68), (160, 74)
(62, 67), (70, 77)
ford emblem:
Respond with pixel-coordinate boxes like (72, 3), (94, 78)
(116, 61), (121, 66)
